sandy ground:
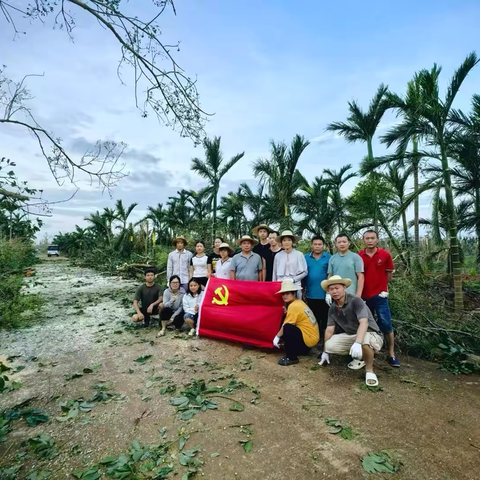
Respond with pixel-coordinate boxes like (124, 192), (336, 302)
(1, 260), (480, 480)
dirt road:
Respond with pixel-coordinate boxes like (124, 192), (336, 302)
(1, 261), (480, 479)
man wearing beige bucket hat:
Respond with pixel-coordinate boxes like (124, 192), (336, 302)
(272, 230), (307, 297)
(167, 236), (193, 291)
(318, 275), (383, 387)
(230, 235), (263, 281)
(273, 280), (319, 366)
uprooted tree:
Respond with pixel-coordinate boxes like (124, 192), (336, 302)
(0, 0), (208, 190)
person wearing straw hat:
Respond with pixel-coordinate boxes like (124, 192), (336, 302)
(272, 230), (308, 298)
(230, 235), (263, 281)
(167, 236), (193, 291)
(252, 224), (273, 281)
(214, 243), (234, 279)
(318, 275), (383, 387)
(273, 280), (319, 366)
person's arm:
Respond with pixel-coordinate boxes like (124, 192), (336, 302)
(323, 325), (335, 344)
(172, 294), (184, 318)
(356, 272), (364, 297)
(230, 256), (236, 280)
(272, 254), (278, 281)
(293, 253), (308, 283)
(133, 299), (142, 316)
(189, 256), (194, 279)
(207, 263), (213, 278)
(355, 317), (368, 344)
(327, 257), (333, 278)
(150, 291), (163, 307)
(167, 253), (172, 282)
(262, 258), (266, 282)
(386, 252), (395, 283)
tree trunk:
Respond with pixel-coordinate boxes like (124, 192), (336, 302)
(412, 136), (422, 272)
(476, 187), (480, 270)
(441, 147), (464, 309)
(212, 185), (218, 239)
(367, 140), (378, 234)
(401, 209), (411, 269)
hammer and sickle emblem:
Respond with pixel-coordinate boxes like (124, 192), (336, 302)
(212, 285), (229, 306)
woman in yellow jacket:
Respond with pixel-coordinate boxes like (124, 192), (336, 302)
(273, 280), (320, 366)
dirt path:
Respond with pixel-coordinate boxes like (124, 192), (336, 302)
(1, 260), (480, 480)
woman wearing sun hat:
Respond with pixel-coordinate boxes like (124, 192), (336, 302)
(272, 280), (319, 366)
(272, 230), (308, 297)
(214, 243), (234, 279)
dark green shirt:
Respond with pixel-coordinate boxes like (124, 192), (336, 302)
(134, 284), (161, 308)
(327, 293), (380, 335)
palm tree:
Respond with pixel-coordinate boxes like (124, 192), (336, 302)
(326, 84), (390, 231)
(239, 183), (276, 228)
(296, 176), (336, 247)
(114, 199), (138, 231)
(218, 189), (247, 240)
(253, 134), (309, 229)
(382, 52), (479, 309)
(85, 211), (112, 245)
(191, 136), (244, 237)
(322, 164), (357, 232)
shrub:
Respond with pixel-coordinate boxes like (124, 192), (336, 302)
(0, 239), (43, 329)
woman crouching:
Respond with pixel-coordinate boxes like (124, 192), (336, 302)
(182, 278), (204, 336)
(273, 280), (319, 366)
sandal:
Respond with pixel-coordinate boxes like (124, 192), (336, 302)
(157, 330), (165, 337)
(348, 360), (366, 370)
(365, 372), (379, 387)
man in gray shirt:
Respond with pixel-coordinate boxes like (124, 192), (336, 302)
(167, 236), (193, 290)
(318, 275), (383, 387)
(230, 235), (263, 281)
(327, 233), (364, 298)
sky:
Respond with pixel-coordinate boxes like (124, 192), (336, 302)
(1, 0), (480, 239)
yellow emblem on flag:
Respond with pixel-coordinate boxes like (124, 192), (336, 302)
(212, 285), (229, 306)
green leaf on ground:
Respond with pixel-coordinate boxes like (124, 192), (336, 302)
(229, 402), (244, 412)
(362, 451), (399, 474)
(180, 409), (197, 421)
(210, 452), (220, 457)
(65, 372), (83, 381)
(360, 382), (384, 392)
(159, 385), (176, 395)
(134, 355), (152, 364)
(27, 434), (58, 459)
(240, 440), (253, 453)
(25, 469), (52, 480)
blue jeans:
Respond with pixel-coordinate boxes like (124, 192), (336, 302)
(365, 296), (393, 334)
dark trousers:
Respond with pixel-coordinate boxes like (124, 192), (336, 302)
(140, 306), (158, 327)
(306, 298), (329, 342)
(283, 324), (310, 360)
(160, 307), (184, 329)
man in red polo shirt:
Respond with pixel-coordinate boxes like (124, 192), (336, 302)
(359, 230), (400, 367)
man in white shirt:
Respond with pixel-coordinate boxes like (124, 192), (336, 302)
(167, 236), (193, 290)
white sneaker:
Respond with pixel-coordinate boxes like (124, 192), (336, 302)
(188, 328), (195, 337)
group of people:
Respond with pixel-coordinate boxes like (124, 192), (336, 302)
(132, 224), (399, 386)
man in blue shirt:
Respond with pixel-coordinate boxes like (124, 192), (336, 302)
(303, 236), (331, 343)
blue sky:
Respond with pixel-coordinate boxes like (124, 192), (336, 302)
(1, 0), (480, 238)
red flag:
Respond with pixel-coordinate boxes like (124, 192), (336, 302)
(198, 277), (284, 348)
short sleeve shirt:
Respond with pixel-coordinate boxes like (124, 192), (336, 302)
(327, 293), (380, 334)
(230, 252), (263, 281)
(253, 242), (274, 281)
(207, 252), (221, 274)
(358, 248), (395, 299)
(327, 251), (364, 294)
(215, 257), (233, 279)
(190, 255), (208, 278)
(283, 299), (320, 347)
(304, 251), (331, 300)
(134, 284), (161, 308)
